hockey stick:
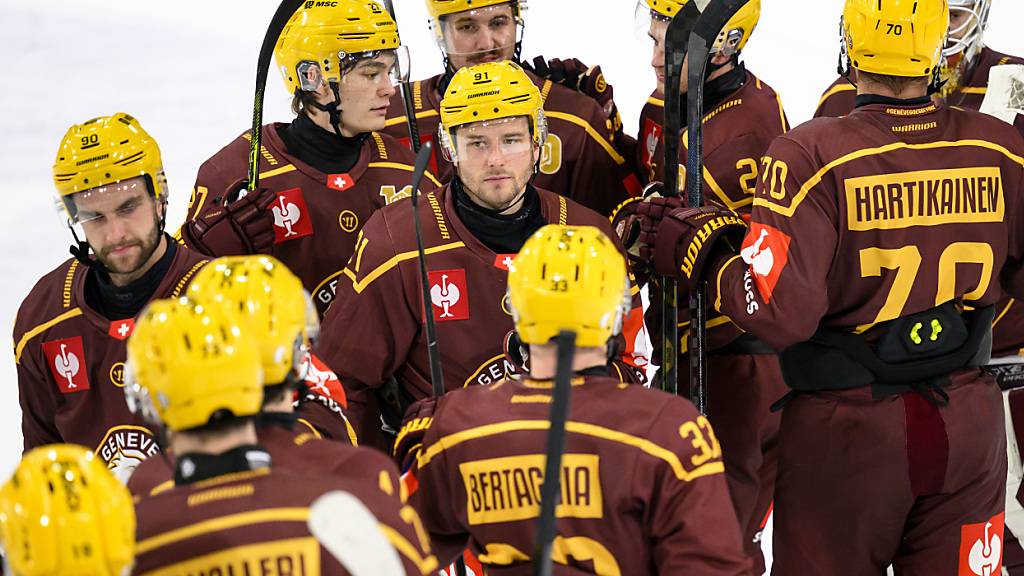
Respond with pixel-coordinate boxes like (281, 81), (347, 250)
(242, 0), (305, 201)
(381, 0), (423, 152)
(533, 331), (577, 576)
(685, 0), (748, 414)
(659, 3), (702, 394)
(410, 141), (445, 398)
(309, 491), (406, 575)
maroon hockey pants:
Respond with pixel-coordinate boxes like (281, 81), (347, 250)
(684, 352), (786, 573)
(772, 373), (1006, 575)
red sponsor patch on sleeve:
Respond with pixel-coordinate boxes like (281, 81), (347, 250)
(739, 222), (792, 304)
(302, 351), (347, 408)
(271, 188), (314, 244)
(959, 512), (1003, 576)
(641, 117), (662, 170)
(427, 269), (469, 322)
(41, 337), (90, 393)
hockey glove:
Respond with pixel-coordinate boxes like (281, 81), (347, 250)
(611, 182), (666, 276)
(523, 55), (625, 144)
(181, 182), (276, 256)
(393, 398), (438, 473)
(639, 201), (747, 291)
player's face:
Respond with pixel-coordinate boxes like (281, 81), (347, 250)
(440, 4), (518, 70)
(72, 176), (164, 281)
(948, 6), (974, 42)
(453, 116), (539, 214)
(334, 54), (398, 135)
(649, 18), (683, 96)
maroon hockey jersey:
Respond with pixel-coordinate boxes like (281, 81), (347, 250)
(180, 125), (440, 315)
(710, 101), (1024, 351)
(317, 185), (650, 451)
(133, 447), (437, 575)
(813, 47), (1024, 119)
(128, 419), (359, 497)
(13, 245), (208, 478)
(381, 69), (641, 216)
(637, 70), (789, 352)
(402, 373), (750, 574)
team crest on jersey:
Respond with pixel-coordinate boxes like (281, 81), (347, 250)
(959, 512), (1003, 576)
(108, 319), (135, 340)
(327, 173), (355, 192)
(467, 355), (517, 386)
(740, 223), (791, 304)
(642, 118), (662, 169)
(41, 336), (90, 393)
(492, 254), (516, 271)
(271, 188), (314, 243)
(96, 425), (160, 484)
(428, 269), (469, 322)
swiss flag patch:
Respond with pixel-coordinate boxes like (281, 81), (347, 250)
(641, 117), (662, 169)
(41, 337), (90, 393)
(492, 254), (517, 271)
(326, 173), (355, 192)
(108, 319), (135, 340)
(428, 269), (469, 322)
(959, 512), (1003, 576)
(740, 222), (792, 304)
(271, 188), (314, 244)
(301, 351), (347, 408)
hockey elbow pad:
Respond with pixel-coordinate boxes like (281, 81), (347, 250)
(182, 183), (277, 256)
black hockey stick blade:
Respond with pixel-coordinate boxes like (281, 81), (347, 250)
(380, 0), (423, 153)
(246, 0), (305, 198)
(533, 330), (576, 576)
(685, 0), (749, 415)
(658, 2), (700, 395)
(410, 142), (446, 399)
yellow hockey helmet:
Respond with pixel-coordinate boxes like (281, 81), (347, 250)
(508, 225), (630, 348)
(275, 0), (402, 95)
(425, 0), (521, 20)
(187, 256), (318, 388)
(125, 297), (263, 432)
(842, 0), (949, 77)
(0, 444), (134, 576)
(642, 0), (760, 53)
(52, 113), (167, 223)
(438, 61), (547, 160)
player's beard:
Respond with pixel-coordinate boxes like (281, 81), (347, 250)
(462, 167), (532, 213)
(95, 209), (163, 276)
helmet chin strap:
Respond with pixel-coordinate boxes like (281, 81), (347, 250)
(306, 81), (347, 140)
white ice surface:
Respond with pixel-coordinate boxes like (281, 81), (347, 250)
(0, 0), (1021, 569)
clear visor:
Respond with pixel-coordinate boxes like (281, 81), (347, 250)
(123, 362), (160, 425)
(943, 4), (986, 58)
(432, 4), (525, 64)
(57, 177), (153, 226)
(297, 45), (411, 92)
(448, 116), (538, 163)
(634, 1), (669, 43)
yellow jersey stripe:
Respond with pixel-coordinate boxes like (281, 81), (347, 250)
(259, 165), (297, 180)
(544, 111), (627, 165)
(136, 508), (311, 554)
(714, 255), (744, 312)
(755, 139), (1024, 218)
(993, 299), (1016, 329)
(959, 86), (987, 95)
(816, 83), (856, 110)
(384, 109), (440, 128)
(341, 242), (466, 294)
(417, 419), (724, 483)
(378, 523), (440, 575)
(367, 162), (442, 187)
(647, 96), (665, 107)
(14, 308), (84, 364)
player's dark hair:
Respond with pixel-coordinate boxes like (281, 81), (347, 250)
(857, 71), (929, 96)
(291, 89), (321, 117)
(262, 383), (292, 407)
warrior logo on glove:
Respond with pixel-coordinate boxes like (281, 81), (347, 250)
(681, 213), (747, 279)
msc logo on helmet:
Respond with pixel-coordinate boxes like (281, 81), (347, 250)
(305, 0), (338, 8)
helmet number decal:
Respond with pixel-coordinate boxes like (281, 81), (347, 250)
(474, 71), (491, 82)
(886, 23), (904, 36)
(539, 133), (562, 175)
(80, 134), (99, 148)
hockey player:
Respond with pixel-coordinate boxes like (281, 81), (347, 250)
(126, 255), (357, 497)
(13, 113), (208, 482)
(380, 0), (640, 216)
(127, 298), (438, 575)
(0, 444), (135, 576)
(814, 0), (1024, 117)
(393, 225), (749, 574)
(630, 0), (1024, 571)
(318, 61), (650, 452)
(179, 0), (440, 316)
(621, 0), (787, 568)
